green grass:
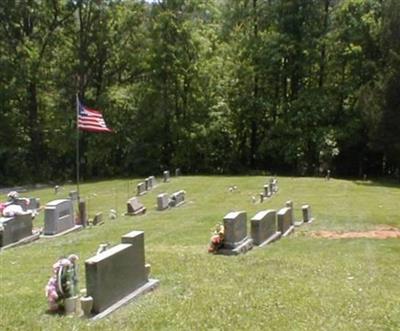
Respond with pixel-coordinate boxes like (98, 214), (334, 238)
(0, 176), (399, 330)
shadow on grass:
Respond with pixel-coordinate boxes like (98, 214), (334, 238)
(352, 178), (400, 189)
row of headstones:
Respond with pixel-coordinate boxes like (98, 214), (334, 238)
(216, 202), (314, 255)
(137, 176), (157, 196)
(260, 178), (278, 202)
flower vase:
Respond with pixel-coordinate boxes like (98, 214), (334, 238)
(64, 295), (79, 315)
(80, 296), (93, 317)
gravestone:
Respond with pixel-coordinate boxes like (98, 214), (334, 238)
(251, 209), (281, 246)
(302, 205), (314, 223)
(149, 176), (156, 188)
(157, 193), (169, 211)
(85, 230), (159, 319)
(136, 182), (146, 196)
(268, 182), (274, 196)
(277, 207), (294, 237)
(44, 199), (76, 236)
(218, 211), (253, 255)
(14, 197), (40, 211)
(69, 190), (79, 201)
(92, 212), (103, 226)
(163, 170), (170, 183)
(175, 168), (181, 176)
(272, 178), (278, 192)
(145, 178), (150, 191)
(79, 199), (88, 227)
(285, 200), (296, 225)
(263, 185), (270, 197)
(259, 193), (264, 203)
(0, 213), (34, 248)
(126, 197), (146, 215)
(169, 190), (185, 207)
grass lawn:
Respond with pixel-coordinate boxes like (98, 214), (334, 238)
(0, 176), (399, 330)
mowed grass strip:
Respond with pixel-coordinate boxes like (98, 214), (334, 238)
(0, 176), (399, 330)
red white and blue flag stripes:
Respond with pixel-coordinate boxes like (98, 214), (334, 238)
(77, 99), (112, 133)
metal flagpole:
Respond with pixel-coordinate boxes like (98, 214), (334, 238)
(76, 94), (80, 200)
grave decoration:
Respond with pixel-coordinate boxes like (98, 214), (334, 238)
(45, 254), (79, 314)
(208, 223), (225, 253)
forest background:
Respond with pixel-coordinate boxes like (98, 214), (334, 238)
(1, 0), (399, 185)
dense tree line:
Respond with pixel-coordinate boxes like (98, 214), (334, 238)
(0, 0), (399, 185)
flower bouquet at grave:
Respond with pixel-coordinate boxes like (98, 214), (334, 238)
(45, 254), (79, 312)
(208, 223), (225, 253)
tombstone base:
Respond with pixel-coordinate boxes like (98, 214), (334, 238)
(303, 218), (315, 224)
(294, 221), (303, 227)
(282, 225), (295, 237)
(1, 230), (40, 250)
(258, 232), (282, 248)
(90, 278), (159, 321)
(217, 237), (253, 256)
(175, 201), (185, 208)
(126, 207), (147, 216)
(41, 225), (83, 238)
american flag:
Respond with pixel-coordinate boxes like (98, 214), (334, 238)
(78, 99), (112, 133)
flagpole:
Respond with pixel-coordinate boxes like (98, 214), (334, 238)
(76, 94), (80, 200)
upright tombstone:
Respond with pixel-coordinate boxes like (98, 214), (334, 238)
(157, 193), (169, 211)
(175, 168), (181, 176)
(272, 178), (278, 193)
(218, 211), (253, 255)
(0, 213), (37, 248)
(285, 200), (296, 225)
(149, 176), (156, 188)
(277, 207), (294, 237)
(144, 178), (151, 191)
(263, 185), (271, 198)
(137, 182), (146, 196)
(169, 190), (185, 207)
(43, 199), (77, 236)
(69, 190), (79, 202)
(268, 181), (274, 196)
(251, 210), (281, 247)
(126, 197), (146, 216)
(302, 205), (314, 223)
(85, 230), (159, 319)
(79, 199), (88, 227)
(163, 170), (170, 183)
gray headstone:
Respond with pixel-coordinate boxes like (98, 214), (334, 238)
(169, 190), (185, 207)
(163, 170), (170, 183)
(136, 182), (146, 196)
(127, 197), (146, 215)
(85, 231), (147, 314)
(175, 168), (181, 176)
(93, 212), (103, 226)
(44, 199), (75, 235)
(302, 204), (314, 222)
(223, 211), (247, 249)
(263, 185), (270, 197)
(69, 190), (79, 201)
(268, 182), (274, 195)
(285, 200), (295, 223)
(144, 178), (150, 191)
(149, 176), (156, 188)
(251, 210), (277, 245)
(79, 199), (88, 227)
(277, 207), (293, 236)
(157, 193), (169, 211)
(0, 213), (33, 247)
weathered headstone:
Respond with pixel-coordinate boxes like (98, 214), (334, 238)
(44, 199), (76, 236)
(163, 170), (170, 183)
(302, 204), (314, 223)
(126, 197), (146, 215)
(175, 168), (181, 176)
(0, 213), (35, 248)
(79, 199), (88, 227)
(285, 200), (296, 225)
(92, 212), (103, 226)
(69, 190), (79, 201)
(251, 209), (281, 246)
(277, 207), (294, 237)
(169, 190), (185, 207)
(218, 211), (253, 255)
(149, 176), (156, 188)
(137, 182), (146, 196)
(263, 185), (270, 197)
(268, 182), (274, 196)
(259, 193), (264, 203)
(85, 230), (159, 319)
(144, 178), (150, 191)
(272, 178), (278, 192)
(157, 193), (169, 211)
